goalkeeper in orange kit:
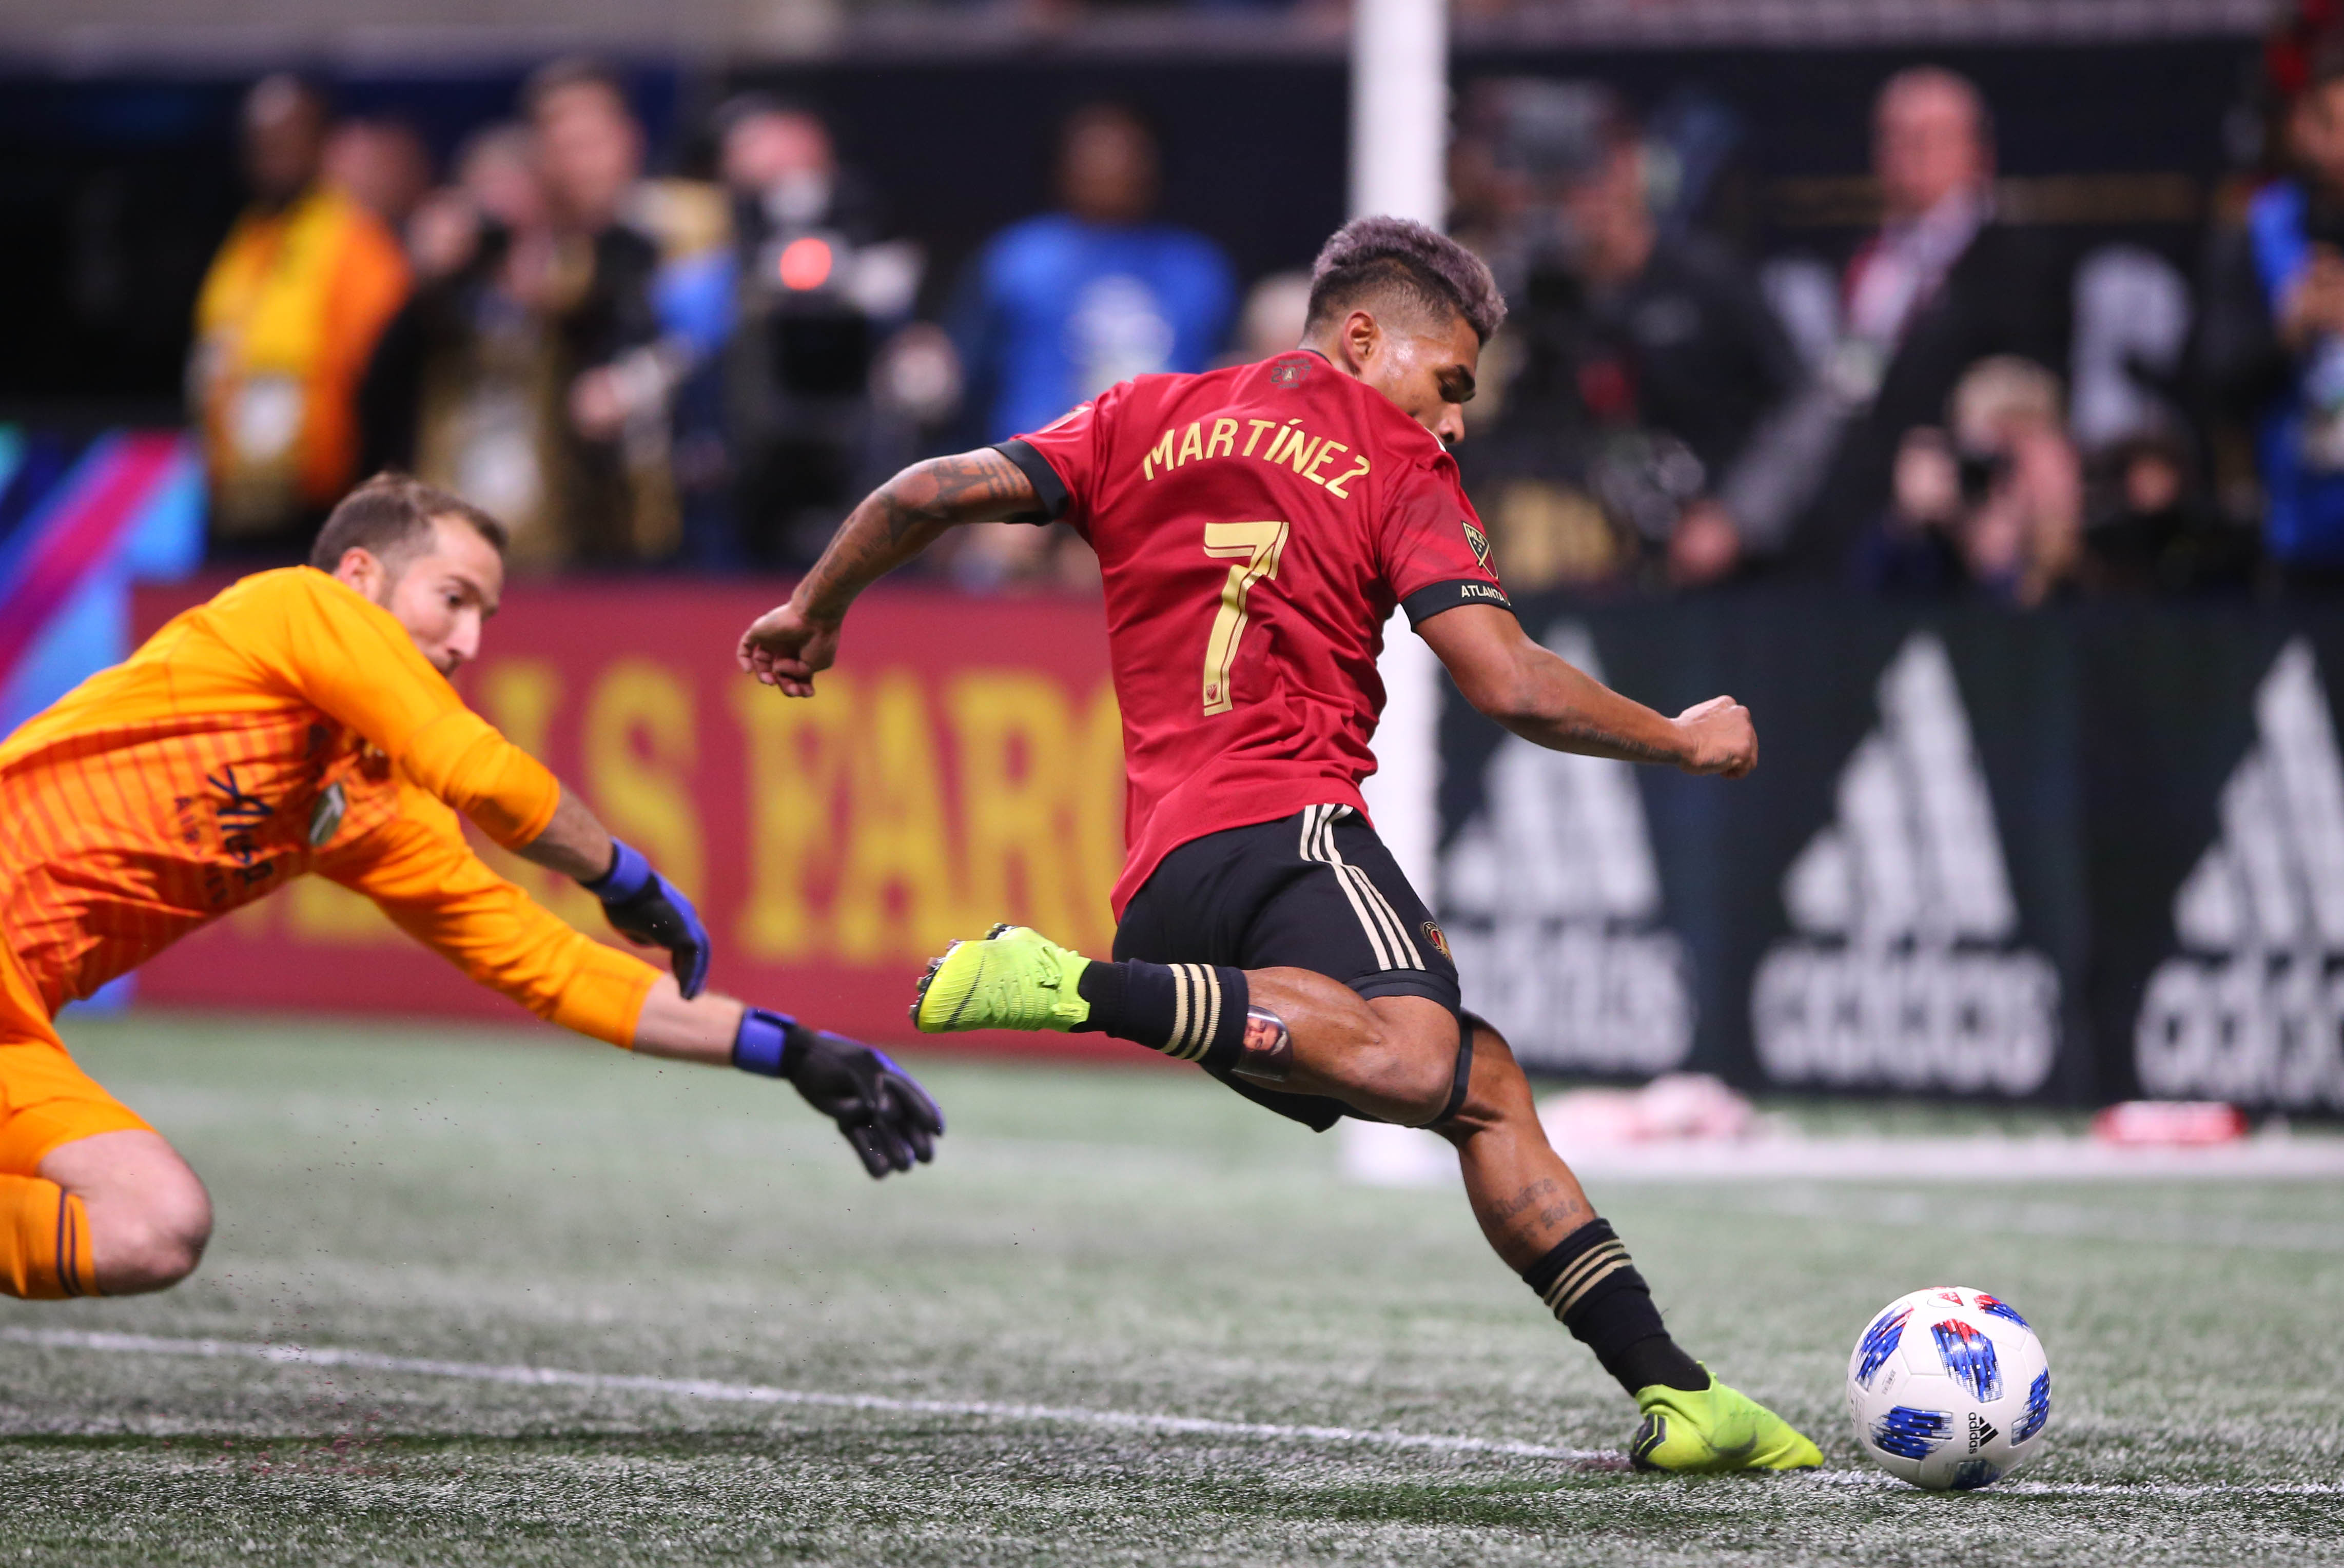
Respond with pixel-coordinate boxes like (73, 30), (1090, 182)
(0, 473), (943, 1303)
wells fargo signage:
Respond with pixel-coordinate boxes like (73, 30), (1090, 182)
(135, 579), (1130, 1054)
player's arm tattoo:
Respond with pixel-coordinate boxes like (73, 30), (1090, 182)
(1541, 715), (1685, 767)
(797, 449), (1041, 620)
(874, 450), (1034, 544)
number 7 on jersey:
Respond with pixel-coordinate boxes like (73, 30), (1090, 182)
(1200, 520), (1290, 715)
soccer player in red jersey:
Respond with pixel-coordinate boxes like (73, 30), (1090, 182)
(738, 218), (1820, 1471)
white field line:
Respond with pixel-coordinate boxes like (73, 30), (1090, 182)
(0, 1325), (1615, 1466)
(6, 1325), (2343, 1501)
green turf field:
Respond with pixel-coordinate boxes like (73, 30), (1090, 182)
(3, 1012), (2340, 1565)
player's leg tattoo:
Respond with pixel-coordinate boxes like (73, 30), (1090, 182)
(1438, 1025), (1707, 1397)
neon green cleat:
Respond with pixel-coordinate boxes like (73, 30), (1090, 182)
(911, 924), (1095, 1033)
(1629, 1370), (1824, 1474)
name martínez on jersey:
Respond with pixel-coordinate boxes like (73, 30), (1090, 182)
(1143, 416), (1374, 498)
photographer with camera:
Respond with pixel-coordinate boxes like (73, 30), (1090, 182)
(712, 95), (943, 570)
(1860, 356), (2081, 605)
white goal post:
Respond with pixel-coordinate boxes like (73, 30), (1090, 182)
(1351, 0), (1450, 894)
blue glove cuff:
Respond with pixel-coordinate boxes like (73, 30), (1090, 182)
(733, 1006), (798, 1077)
(584, 838), (652, 900)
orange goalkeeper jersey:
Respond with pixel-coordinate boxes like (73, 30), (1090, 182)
(0, 567), (657, 1044)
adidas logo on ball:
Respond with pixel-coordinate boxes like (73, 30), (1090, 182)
(1968, 1411), (1999, 1453)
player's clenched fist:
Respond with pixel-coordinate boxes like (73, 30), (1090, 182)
(737, 601), (840, 698)
(1672, 695), (1757, 779)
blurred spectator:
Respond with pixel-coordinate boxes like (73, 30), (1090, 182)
(523, 60), (690, 562)
(1796, 67), (2067, 577)
(951, 102), (1236, 443)
(360, 114), (667, 570)
(947, 102), (1232, 593)
(2201, 42), (2344, 594)
(360, 126), (570, 566)
(1860, 356), (2081, 605)
(190, 74), (412, 560)
(1462, 81), (1812, 591)
(714, 94), (932, 568)
(2081, 426), (2258, 595)
(323, 117), (435, 233)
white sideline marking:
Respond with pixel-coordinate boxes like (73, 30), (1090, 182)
(7, 1326), (2340, 1500)
(0, 1326), (1616, 1466)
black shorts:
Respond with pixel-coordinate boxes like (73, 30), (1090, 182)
(1113, 803), (1466, 1131)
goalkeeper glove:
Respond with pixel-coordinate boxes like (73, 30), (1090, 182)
(733, 1007), (944, 1179)
(583, 839), (711, 998)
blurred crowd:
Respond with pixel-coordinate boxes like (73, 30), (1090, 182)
(186, 39), (2344, 602)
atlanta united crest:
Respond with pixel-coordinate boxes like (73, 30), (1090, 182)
(1421, 920), (1453, 962)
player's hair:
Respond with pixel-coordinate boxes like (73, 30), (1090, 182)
(1304, 217), (1507, 345)
(309, 473), (510, 574)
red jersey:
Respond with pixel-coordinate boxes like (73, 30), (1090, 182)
(1001, 349), (1511, 917)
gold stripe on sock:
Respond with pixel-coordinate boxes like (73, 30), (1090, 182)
(1541, 1240), (1627, 1311)
(1171, 966), (1199, 1060)
(1168, 965), (1193, 1059)
(1545, 1250), (1633, 1320)
(1196, 968), (1222, 1061)
(1541, 1241), (1629, 1314)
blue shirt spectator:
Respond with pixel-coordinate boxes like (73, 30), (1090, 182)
(953, 104), (1236, 443)
(2203, 50), (2344, 584)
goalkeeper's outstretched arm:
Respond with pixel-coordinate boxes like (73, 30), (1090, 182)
(736, 447), (1040, 698)
(633, 980), (945, 1181)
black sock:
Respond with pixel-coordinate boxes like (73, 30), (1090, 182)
(1073, 959), (1250, 1070)
(1521, 1218), (1708, 1397)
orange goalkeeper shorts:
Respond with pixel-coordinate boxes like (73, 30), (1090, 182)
(0, 949), (151, 1177)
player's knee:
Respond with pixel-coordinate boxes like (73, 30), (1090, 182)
(1435, 1025), (1540, 1142)
(88, 1172), (211, 1295)
(1359, 997), (1469, 1126)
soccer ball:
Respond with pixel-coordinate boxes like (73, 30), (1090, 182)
(1845, 1286), (2052, 1491)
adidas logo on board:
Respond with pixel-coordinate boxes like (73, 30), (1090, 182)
(1751, 632), (2060, 1095)
(1440, 622), (1695, 1074)
(2135, 638), (2344, 1109)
